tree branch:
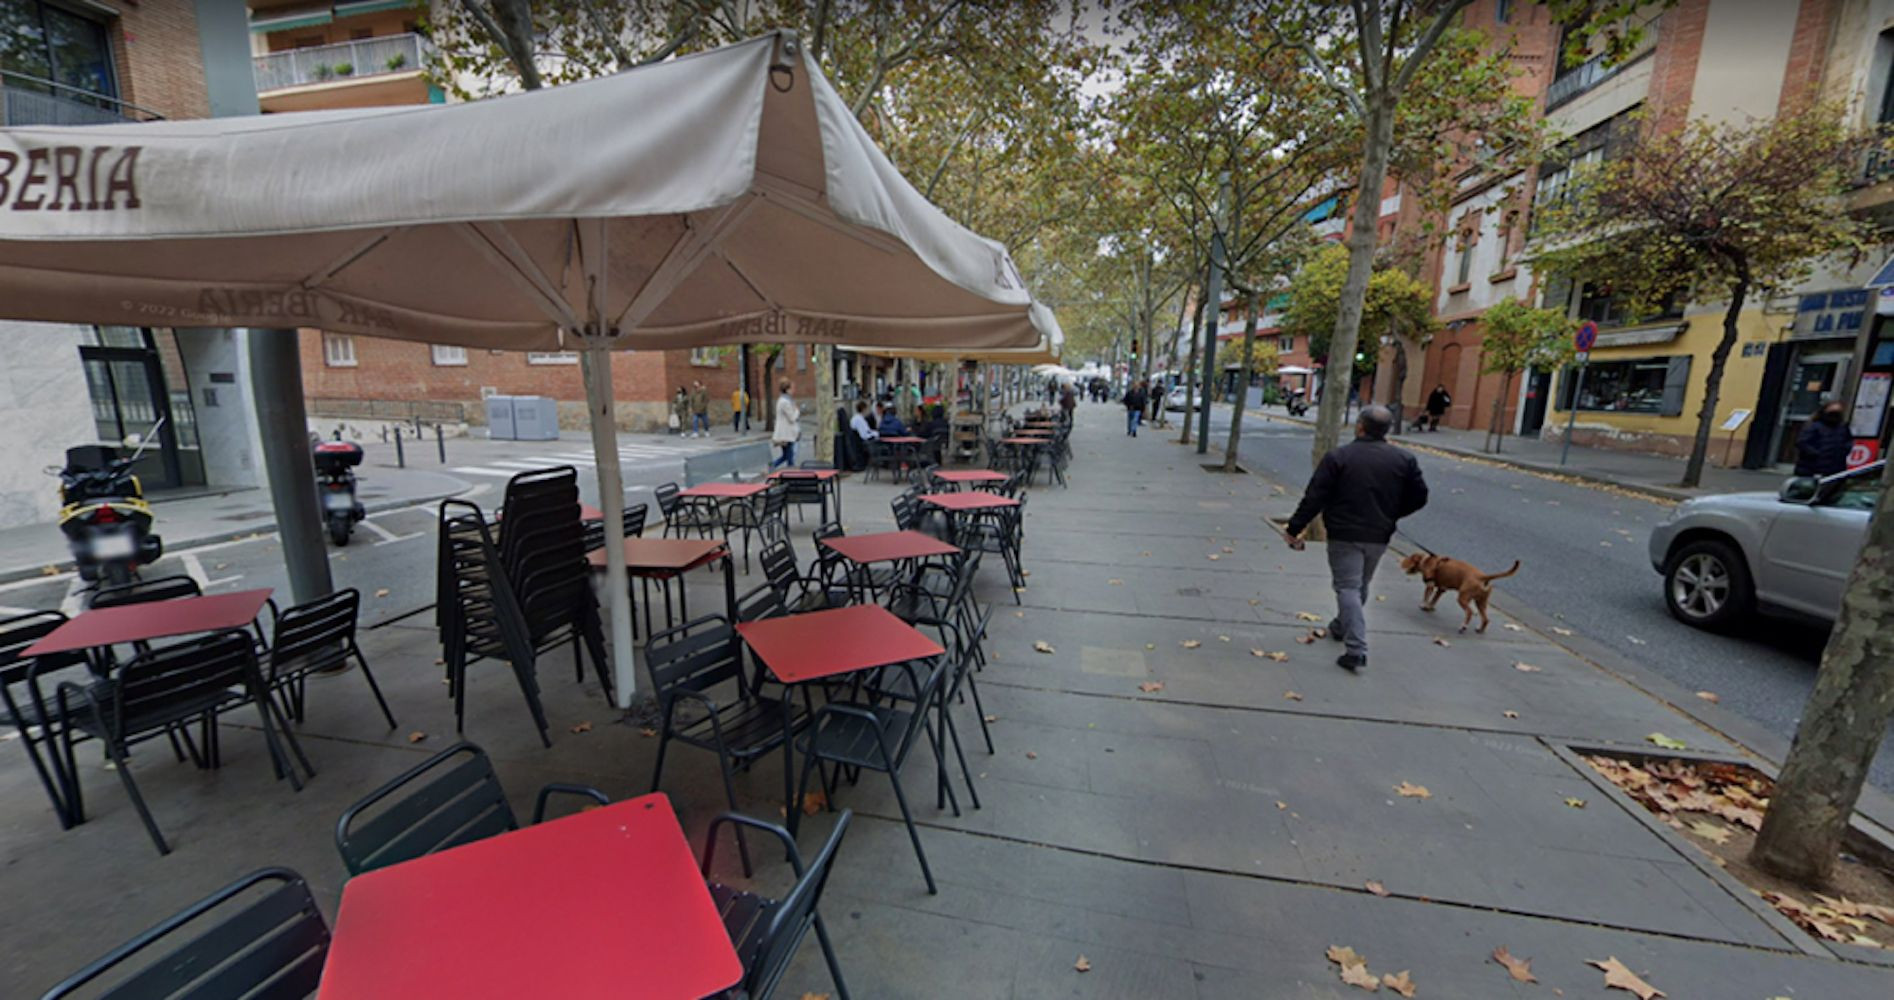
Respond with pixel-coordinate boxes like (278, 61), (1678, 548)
(1390, 0), (1477, 96)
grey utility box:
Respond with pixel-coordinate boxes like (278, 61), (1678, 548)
(484, 395), (518, 440)
(511, 396), (560, 441)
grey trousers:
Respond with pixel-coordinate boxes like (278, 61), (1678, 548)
(1327, 540), (1387, 657)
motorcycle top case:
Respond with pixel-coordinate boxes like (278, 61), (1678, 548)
(64, 445), (120, 471)
(313, 441), (364, 472)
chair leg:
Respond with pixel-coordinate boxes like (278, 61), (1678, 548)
(884, 766), (937, 894)
(109, 740), (171, 855)
(811, 910), (852, 1000)
(966, 672), (995, 754)
(257, 683), (315, 783)
(354, 646), (399, 730)
(714, 751), (754, 877)
(788, 745), (818, 840)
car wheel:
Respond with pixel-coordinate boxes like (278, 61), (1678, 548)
(1664, 538), (1752, 630)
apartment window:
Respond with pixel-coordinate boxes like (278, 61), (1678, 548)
(796, 345), (808, 372)
(1, 1), (117, 102)
(431, 344), (467, 366)
(1453, 222), (1478, 286)
(1495, 210), (1518, 271)
(689, 346), (722, 367)
(323, 333), (357, 367)
(1279, 334), (1294, 354)
(1495, 0), (1512, 23)
(1573, 281), (1683, 328)
(526, 351), (578, 365)
(1558, 356), (1690, 416)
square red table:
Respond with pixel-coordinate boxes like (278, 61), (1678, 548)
(999, 437), (1045, 446)
(933, 469), (1008, 486)
(767, 468), (841, 481)
(23, 588), (273, 657)
(737, 604), (946, 685)
(316, 794), (741, 1000)
(586, 537), (727, 575)
(821, 530), (960, 566)
(880, 435), (926, 445)
(919, 491), (1020, 512)
(680, 482), (768, 499)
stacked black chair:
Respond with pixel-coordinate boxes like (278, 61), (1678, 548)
(334, 741), (607, 875)
(58, 631), (312, 855)
(39, 868), (330, 1000)
(702, 811), (853, 1000)
(1, 611), (93, 829)
(267, 588), (396, 731)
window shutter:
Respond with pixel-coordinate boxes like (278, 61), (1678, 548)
(1660, 355), (1692, 416)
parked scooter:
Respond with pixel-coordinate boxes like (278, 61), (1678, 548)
(53, 421), (166, 587)
(1285, 389), (1311, 417)
(313, 436), (365, 546)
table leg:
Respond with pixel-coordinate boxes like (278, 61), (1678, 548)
(721, 553), (737, 623)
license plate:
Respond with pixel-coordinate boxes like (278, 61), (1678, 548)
(92, 534), (136, 559)
(324, 493), (355, 511)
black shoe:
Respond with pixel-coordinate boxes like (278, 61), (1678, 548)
(1327, 620), (1344, 642)
(1336, 653), (1366, 672)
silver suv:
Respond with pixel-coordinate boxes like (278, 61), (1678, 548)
(1648, 462), (1883, 630)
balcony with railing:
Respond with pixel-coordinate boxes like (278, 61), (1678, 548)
(1545, 55), (1619, 111)
(0, 70), (162, 127)
(252, 33), (431, 94)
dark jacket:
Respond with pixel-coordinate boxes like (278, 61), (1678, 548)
(1287, 439), (1429, 544)
(1795, 419), (1852, 477)
(1124, 387), (1148, 412)
(1425, 388), (1451, 416)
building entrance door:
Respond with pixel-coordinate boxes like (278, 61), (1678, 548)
(1772, 350), (1852, 466)
(1519, 369), (1553, 436)
(78, 330), (187, 490)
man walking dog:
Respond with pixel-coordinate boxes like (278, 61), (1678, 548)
(1284, 405), (1428, 672)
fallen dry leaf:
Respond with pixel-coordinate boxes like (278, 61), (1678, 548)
(984, 714), (998, 723)
(1295, 611), (1324, 622)
(799, 993), (831, 1000)
(569, 721), (593, 734)
(1073, 955), (1091, 973)
(1032, 640), (1055, 654)
(1433, 637), (1451, 647)
(1340, 962), (1381, 991)
(1695, 690), (1720, 704)
(1628, 635), (1647, 646)
(640, 727), (658, 738)
(1364, 880), (1389, 897)
(1492, 947), (1536, 983)
(1283, 690), (1304, 701)
(1588, 957), (1664, 999)
(374, 588), (391, 598)
(1395, 782), (1432, 799)
(1249, 598), (1262, 606)
(1138, 681), (1165, 693)
(407, 731), (427, 743)
(1025, 751), (1038, 760)
(1207, 553), (1221, 561)
(1108, 578), (1123, 586)
(1375, 594), (1386, 602)
(1014, 611), (1025, 618)
(799, 790), (828, 816)
(1276, 800), (1288, 810)
(1180, 639), (1202, 649)
(1551, 626), (1574, 636)
(1382, 970), (1416, 997)
(1646, 733), (1688, 750)
(1140, 550), (1152, 557)
(1513, 661), (1542, 673)
(1145, 643), (1156, 650)
(1565, 797), (1587, 809)
(1297, 634), (1318, 645)
(1221, 546), (1234, 553)
(1686, 820), (1732, 845)
(1503, 710), (1520, 719)
(1502, 623), (1525, 632)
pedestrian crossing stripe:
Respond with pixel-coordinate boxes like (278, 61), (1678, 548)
(452, 466), (519, 477)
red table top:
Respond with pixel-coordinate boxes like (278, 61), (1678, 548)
(737, 604), (946, 684)
(880, 436), (926, 444)
(919, 491), (1020, 511)
(24, 588), (272, 657)
(1013, 428), (1053, 436)
(767, 468), (840, 481)
(578, 502), (605, 521)
(934, 469), (1008, 483)
(680, 482), (768, 499)
(316, 794), (741, 1000)
(821, 530), (961, 565)
(586, 537), (728, 574)
(1000, 437), (1048, 446)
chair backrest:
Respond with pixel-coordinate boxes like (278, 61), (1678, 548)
(0, 610), (81, 686)
(778, 471), (823, 505)
(890, 494), (918, 531)
(581, 519), (608, 552)
(90, 575), (201, 610)
(646, 615), (746, 704)
(735, 582), (788, 624)
(269, 588), (360, 676)
(111, 632), (258, 740)
(39, 868), (329, 1000)
(622, 502), (649, 538)
(890, 658), (950, 766)
(758, 540), (800, 598)
(762, 483), (789, 519)
(654, 482), (681, 517)
(746, 811), (852, 998)
(334, 741), (519, 875)
(798, 460), (834, 470)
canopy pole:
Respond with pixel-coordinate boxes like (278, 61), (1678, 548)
(580, 339), (638, 709)
(247, 328), (333, 604)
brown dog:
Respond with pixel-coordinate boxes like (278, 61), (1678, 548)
(1399, 553), (1521, 634)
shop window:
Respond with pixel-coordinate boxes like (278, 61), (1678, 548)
(527, 351), (578, 365)
(431, 344), (467, 366)
(690, 346), (722, 367)
(323, 333), (357, 367)
(1558, 356), (1690, 416)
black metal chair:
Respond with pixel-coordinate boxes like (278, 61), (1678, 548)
(647, 615), (808, 874)
(1, 611), (93, 829)
(90, 575), (201, 609)
(724, 484), (788, 574)
(267, 588), (396, 731)
(777, 470), (827, 524)
(334, 740), (608, 876)
(790, 657), (951, 893)
(658, 482), (719, 539)
(703, 811), (852, 1000)
(38, 867), (329, 1000)
(58, 631), (312, 855)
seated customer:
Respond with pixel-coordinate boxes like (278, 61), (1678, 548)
(879, 403), (908, 438)
(850, 400), (879, 443)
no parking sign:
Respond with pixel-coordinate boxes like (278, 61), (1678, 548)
(1848, 439), (1880, 469)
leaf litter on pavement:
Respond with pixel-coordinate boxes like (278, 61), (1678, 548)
(1589, 956), (1664, 999)
(1491, 946), (1536, 983)
(1324, 944), (1414, 995)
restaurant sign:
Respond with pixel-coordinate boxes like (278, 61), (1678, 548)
(1792, 289), (1868, 340)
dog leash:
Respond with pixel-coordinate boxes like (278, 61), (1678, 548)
(1393, 526), (1436, 557)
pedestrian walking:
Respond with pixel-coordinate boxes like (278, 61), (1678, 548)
(1059, 381), (1077, 423)
(689, 381), (710, 437)
(1794, 401), (1852, 478)
(1123, 380), (1147, 437)
(731, 385), (749, 434)
(1424, 384), (1451, 432)
(1283, 405), (1429, 673)
(670, 386), (688, 435)
(770, 380), (800, 468)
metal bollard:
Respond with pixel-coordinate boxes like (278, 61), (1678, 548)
(393, 427), (405, 468)
(436, 424), (446, 463)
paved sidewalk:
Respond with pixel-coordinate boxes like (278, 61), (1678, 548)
(1240, 402), (1788, 500)
(2, 402), (1890, 997)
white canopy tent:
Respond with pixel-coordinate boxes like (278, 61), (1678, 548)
(0, 31), (1060, 707)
